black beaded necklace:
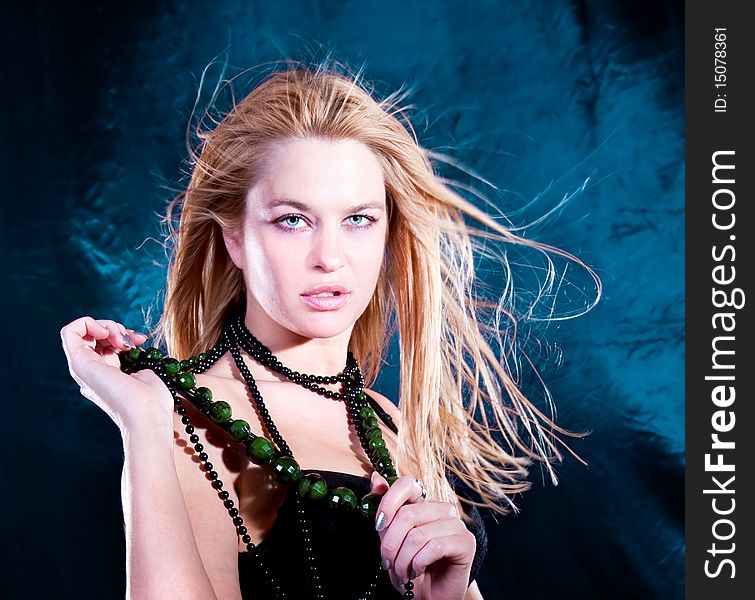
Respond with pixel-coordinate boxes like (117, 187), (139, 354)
(119, 312), (416, 600)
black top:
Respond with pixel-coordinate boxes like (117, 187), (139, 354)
(238, 396), (488, 599)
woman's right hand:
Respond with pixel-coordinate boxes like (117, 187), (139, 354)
(60, 316), (175, 438)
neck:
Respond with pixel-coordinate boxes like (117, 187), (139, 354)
(238, 308), (354, 378)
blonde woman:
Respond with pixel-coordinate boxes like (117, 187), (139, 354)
(61, 61), (599, 599)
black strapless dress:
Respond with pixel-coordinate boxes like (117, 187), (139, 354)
(238, 397), (488, 599)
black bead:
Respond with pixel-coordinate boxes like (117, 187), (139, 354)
(181, 416), (191, 425)
(229, 507), (239, 517)
(242, 534), (251, 543)
(224, 499), (235, 509)
(233, 517), (243, 526)
(176, 406), (187, 415)
(404, 592), (414, 599)
(194, 443), (204, 452)
(185, 424), (194, 434)
(237, 526), (247, 535)
(211, 480), (224, 490)
(199, 452), (208, 462)
(209, 471), (219, 480)
(204, 462), (213, 470)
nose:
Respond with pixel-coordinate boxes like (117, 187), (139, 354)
(308, 225), (346, 272)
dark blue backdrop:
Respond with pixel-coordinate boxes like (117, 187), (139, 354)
(3, 1), (683, 598)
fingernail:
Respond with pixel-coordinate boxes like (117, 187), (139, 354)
(381, 557), (391, 570)
(122, 334), (134, 348)
(375, 511), (386, 532)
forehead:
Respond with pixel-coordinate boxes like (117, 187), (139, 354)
(250, 138), (386, 211)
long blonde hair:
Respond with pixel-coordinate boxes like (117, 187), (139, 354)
(151, 59), (601, 520)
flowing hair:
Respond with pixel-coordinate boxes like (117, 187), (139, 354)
(150, 59), (602, 521)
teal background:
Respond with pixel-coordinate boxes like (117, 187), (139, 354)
(3, 1), (683, 598)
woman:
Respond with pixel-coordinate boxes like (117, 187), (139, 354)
(61, 61), (600, 599)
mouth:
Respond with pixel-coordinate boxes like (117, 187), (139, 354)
(299, 285), (351, 311)
(301, 285), (350, 297)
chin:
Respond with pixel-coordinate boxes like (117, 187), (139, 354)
(290, 313), (355, 340)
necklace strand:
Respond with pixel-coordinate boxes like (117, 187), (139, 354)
(120, 315), (413, 599)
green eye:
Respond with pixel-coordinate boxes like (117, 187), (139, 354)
(346, 214), (376, 228)
(276, 214), (308, 230)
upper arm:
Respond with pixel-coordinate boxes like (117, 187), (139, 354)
(172, 411), (243, 600)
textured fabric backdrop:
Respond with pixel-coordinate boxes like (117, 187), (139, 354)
(3, 1), (683, 598)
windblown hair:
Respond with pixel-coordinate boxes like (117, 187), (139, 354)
(151, 59), (601, 520)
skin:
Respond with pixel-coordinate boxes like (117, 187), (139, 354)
(222, 136), (389, 374)
(62, 137), (482, 599)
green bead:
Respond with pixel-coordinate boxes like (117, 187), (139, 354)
(180, 359), (191, 371)
(209, 401), (232, 423)
(163, 357), (180, 376)
(126, 347), (142, 362)
(386, 475), (399, 486)
(194, 386), (213, 408)
(245, 436), (275, 465)
(298, 474), (329, 500)
(328, 486), (357, 512)
(198, 352), (208, 362)
(376, 457), (393, 471)
(362, 416), (378, 429)
(368, 437), (386, 451)
(356, 392), (367, 402)
(176, 372), (196, 390)
(272, 456), (301, 484)
(372, 446), (390, 461)
(228, 419), (251, 442)
(359, 493), (381, 519)
(188, 355), (199, 368)
(146, 347), (162, 360)
(365, 427), (383, 440)
(382, 466), (398, 479)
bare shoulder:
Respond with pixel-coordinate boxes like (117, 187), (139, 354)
(363, 387), (400, 424)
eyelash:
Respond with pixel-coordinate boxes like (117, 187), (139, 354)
(274, 213), (377, 232)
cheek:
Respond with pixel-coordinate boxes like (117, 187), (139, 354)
(356, 234), (387, 282)
(243, 235), (302, 306)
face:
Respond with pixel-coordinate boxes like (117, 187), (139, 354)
(224, 137), (388, 342)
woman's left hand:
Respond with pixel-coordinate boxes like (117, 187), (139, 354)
(370, 472), (476, 600)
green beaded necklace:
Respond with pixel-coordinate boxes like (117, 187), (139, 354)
(119, 312), (413, 600)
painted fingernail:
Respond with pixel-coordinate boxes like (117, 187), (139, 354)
(122, 334), (134, 348)
(375, 511), (386, 532)
(381, 557), (391, 570)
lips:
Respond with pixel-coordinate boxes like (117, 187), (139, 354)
(300, 284), (350, 311)
(301, 284), (349, 297)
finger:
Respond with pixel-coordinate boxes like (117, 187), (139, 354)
(374, 475), (426, 533)
(60, 316), (112, 358)
(370, 471), (390, 495)
(380, 502), (459, 574)
(126, 329), (149, 346)
(402, 530), (477, 582)
(94, 319), (136, 350)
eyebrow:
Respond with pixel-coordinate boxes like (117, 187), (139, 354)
(264, 198), (385, 213)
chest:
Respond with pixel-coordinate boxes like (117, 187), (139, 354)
(186, 374), (396, 550)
